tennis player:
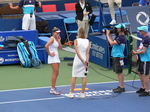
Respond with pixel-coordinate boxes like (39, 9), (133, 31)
(45, 27), (62, 95)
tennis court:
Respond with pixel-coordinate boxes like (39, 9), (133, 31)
(0, 49), (149, 112)
(0, 80), (150, 112)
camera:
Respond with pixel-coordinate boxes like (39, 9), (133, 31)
(104, 25), (130, 36)
(109, 27), (117, 34)
(103, 26), (117, 35)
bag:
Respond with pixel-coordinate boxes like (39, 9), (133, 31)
(4, 36), (26, 48)
(36, 20), (50, 33)
(17, 41), (42, 68)
(89, 14), (96, 25)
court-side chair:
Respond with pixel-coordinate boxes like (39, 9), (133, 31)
(63, 17), (78, 45)
(42, 4), (57, 12)
(64, 3), (76, 11)
(115, 10), (132, 33)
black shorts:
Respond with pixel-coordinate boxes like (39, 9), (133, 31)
(112, 57), (123, 74)
(138, 61), (150, 75)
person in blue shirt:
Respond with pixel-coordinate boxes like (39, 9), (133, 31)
(9, 0), (41, 30)
(139, 0), (150, 6)
(133, 26), (150, 96)
(106, 23), (127, 93)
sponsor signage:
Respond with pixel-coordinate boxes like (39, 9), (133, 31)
(120, 6), (150, 32)
(0, 53), (20, 64)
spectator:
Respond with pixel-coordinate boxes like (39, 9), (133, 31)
(139, 0), (150, 6)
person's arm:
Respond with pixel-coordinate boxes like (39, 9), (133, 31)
(85, 40), (91, 64)
(84, 2), (93, 16)
(38, 1), (42, 8)
(75, 3), (78, 17)
(45, 38), (55, 56)
(106, 30), (118, 45)
(9, 3), (20, 10)
(87, 2), (93, 14)
(74, 39), (85, 64)
(57, 36), (62, 50)
(133, 47), (147, 54)
(133, 38), (150, 54)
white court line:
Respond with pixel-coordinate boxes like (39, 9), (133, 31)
(0, 80), (140, 93)
(0, 97), (65, 105)
(125, 91), (136, 93)
(0, 90), (140, 105)
(0, 79), (145, 106)
(0, 80), (141, 105)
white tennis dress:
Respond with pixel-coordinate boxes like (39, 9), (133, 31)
(72, 38), (89, 77)
(48, 37), (60, 64)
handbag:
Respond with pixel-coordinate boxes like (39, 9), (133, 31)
(89, 14), (96, 25)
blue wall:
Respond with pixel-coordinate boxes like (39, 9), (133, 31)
(0, 0), (139, 12)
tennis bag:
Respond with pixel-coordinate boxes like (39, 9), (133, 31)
(17, 41), (42, 68)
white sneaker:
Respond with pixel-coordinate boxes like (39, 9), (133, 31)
(110, 19), (116, 25)
(80, 93), (85, 98)
(50, 88), (61, 95)
(67, 93), (74, 98)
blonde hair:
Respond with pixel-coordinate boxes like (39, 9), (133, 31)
(52, 27), (60, 33)
(76, 27), (87, 39)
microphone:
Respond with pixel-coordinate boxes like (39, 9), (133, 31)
(85, 63), (88, 76)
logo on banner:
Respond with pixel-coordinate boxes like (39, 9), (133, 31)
(136, 11), (149, 25)
(0, 36), (5, 42)
(0, 57), (4, 64)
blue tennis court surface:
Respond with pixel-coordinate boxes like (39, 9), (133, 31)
(0, 80), (150, 112)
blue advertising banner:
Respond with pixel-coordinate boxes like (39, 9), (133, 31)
(121, 6), (150, 32)
(0, 51), (20, 64)
(102, 6), (150, 32)
(89, 34), (108, 68)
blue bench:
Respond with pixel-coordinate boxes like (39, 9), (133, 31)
(38, 36), (50, 47)
(0, 30), (48, 65)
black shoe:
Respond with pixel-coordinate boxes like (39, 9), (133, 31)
(136, 88), (145, 93)
(113, 87), (125, 93)
(139, 91), (149, 97)
(113, 86), (120, 91)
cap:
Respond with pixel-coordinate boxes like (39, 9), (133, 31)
(115, 23), (126, 29)
(137, 26), (148, 32)
(53, 29), (62, 33)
